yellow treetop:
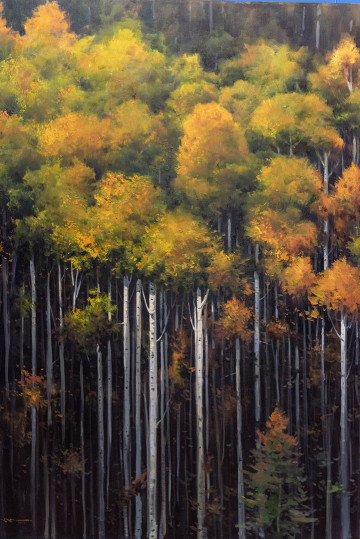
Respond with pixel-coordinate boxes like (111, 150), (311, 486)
(313, 258), (360, 315)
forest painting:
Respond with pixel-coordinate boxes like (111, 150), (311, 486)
(2, 0), (360, 538)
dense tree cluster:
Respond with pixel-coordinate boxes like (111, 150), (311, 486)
(1, 2), (360, 539)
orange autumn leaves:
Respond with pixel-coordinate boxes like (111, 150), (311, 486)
(247, 155), (321, 293)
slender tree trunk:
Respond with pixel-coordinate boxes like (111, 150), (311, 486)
(2, 260), (9, 389)
(316, 4), (321, 49)
(46, 271), (53, 426)
(274, 283), (280, 404)
(80, 359), (87, 539)
(254, 265), (261, 446)
(340, 310), (350, 539)
(58, 263), (66, 445)
(97, 344), (105, 539)
(123, 275), (131, 536)
(159, 292), (167, 539)
(227, 216), (231, 252)
(236, 338), (245, 539)
(106, 277), (112, 508)
(295, 317), (300, 442)
(135, 279), (142, 538)
(30, 256), (37, 534)
(209, 0), (213, 32)
(44, 435), (50, 539)
(195, 288), (208, 538)
(148, 281), (158, 538)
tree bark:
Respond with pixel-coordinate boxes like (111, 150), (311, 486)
(254, 269), (261, 446)
(236, 338), (245, 539)
(340, 310), (350, 539)
(58, 263), (66, 445)
(123, 275), (131, 536)
(195, 288), (208, 538)
(30, 256), (37, 534)
(97, 345), (105, 539)
(135, 279), (142, 538)
(148, 281), (158, 539)
(106, 277), (112, 508)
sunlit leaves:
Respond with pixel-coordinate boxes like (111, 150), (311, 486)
(20, 2), (75, 51)
(220, 41), (306, 95)
(280, 257), (316, 299)
(216, 297), (252, 342)
(138, 209), (217, 289)
(64, 291), (116, 351)
(247, 156), (321, 265)
(312, 259), (360, 315)
(39, 112), (110, 165)
(175, 102), (249, 216)
(250, 93), (343, 154)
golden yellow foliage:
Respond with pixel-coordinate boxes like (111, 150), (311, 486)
(39, 112), (110, 162)
(328, 36), (360, 91)
(313, 258), (360, 315)
(280, 257), (316, 298)
(216, 297), (252, 342)
(20, 2), (75, 51)
(250, 93), (343, 152)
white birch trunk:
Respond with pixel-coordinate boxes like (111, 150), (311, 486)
(148, 282), (158, 539)
(254, 270), (261, 444)
(323, 152), (329, 272)
(106, 277), (112, 508)
(123, 275), (131, 536)
(58, 263), (66, 444)
(135, 279), (142, 539)
(295, 318), (300, 442)
(236, 338), (245, 539)
(316, 4), (321, 49)
(340, 311), (350, 539)
(46, 272), (53, 427)
(195, 288), (208, 538)
(80, 359), (87, 538)
(159, 292), (167, 539)
(97, 345), (105, 539)
(30, 256), (37, 533)
(227, 216), (231, 252)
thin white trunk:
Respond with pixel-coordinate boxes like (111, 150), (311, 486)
(97, 345), (105, 539)
(20, 283), (24, 381)
(254, 270), (261, 442)
(316, 4), (321, 49)
(106, 277), (112, 508)
(195, 288), (208, 538)
(227, 216), (231, 252)
(30, 256), (36, 533)
(236, 338), (245, 539)
(287, 334), (292, 431)
(123, 275), (131, 536)
(209, 0), (213, 32)
(46, 271), (53, 427)
(340, 311), (350, 539)
(324, 152), (329, 271)
(80, 360), (87, 538)
(159, 292), (166, 539)
(135, 279), (142, 539)
(295, 318), (300, 442)
(148, 282), (158, 539)
(58, 263), (65, 444)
